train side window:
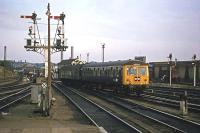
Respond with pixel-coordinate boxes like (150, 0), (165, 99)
(109, 69), (112, 77)
(113, 69), (116, 77)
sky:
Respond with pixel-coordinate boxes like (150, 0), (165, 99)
(0, 0), (200, 63)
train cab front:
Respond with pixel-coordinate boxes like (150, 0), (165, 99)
(122, 64), (149, 93)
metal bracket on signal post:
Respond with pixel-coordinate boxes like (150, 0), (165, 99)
(41, 82), (47, 90)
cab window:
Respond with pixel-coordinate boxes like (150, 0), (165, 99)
(138, 67), (146, 75)
(127, 67), (137, 75)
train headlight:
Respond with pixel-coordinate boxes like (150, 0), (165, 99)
(134, 77), (140, 81)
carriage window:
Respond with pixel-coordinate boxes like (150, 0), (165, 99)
(128, 67), (137, 75)
(138, 67), (146, 75)
(111, 67), (113, 71)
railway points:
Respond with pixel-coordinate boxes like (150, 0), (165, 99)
(73, 85), (200, 133)
(61, 85), (182, 133)
(51, 82), (200, 133)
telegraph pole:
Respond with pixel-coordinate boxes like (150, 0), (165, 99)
(47, 3), (51, 114)
(192, 54), (197, 87)
(102, 43), (105, 62)
(3, 46), (6, 80)
(168, 53), (172, 87)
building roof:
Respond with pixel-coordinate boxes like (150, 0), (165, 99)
(149, 60), (200, 67)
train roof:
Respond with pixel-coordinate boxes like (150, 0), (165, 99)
(83, 59), (147, 67)
(58, 58), (85, 66)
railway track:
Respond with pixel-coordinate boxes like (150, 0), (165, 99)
(140, 93), (200, 111)
(0, 76), (22, 88)
(145, 88), (200, 101)
(0, 83), (31, 99)
(53, 83), (142, 133)
(143, 88), (200, 112)
(81, 88), (200, 133)
(0, 82), (30, 92)
(0, 87), (31, 111)
(0, 80), (20, 88)
(147, 87), (200, 103)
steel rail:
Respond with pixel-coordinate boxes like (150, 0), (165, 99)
(53, 83), (142, 133)
(142, 92), (200, 112)
(0, 87), (31, 101)
(142, 92), (200, 106)
(0, 83), (31, 91)
(0, 80), (20, 88)
(0, 88), (24, 95)
(87, 89), (200, 133)
(0, 89), (31, 110)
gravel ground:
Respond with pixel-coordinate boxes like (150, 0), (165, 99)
(123, 96), (200, 123)
(0, 87), (100, 133)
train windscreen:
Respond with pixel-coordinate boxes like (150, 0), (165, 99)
(138, 67), (146, 76)
(127, 67), (137, 75)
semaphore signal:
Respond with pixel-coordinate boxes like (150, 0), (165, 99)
(20, 3), (68, 116)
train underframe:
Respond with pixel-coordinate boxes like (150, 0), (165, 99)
(61, 78), (147, 95)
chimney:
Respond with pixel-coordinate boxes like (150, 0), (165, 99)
(71, 46), (74, 59)
(87, 53), (89, 63)
(4, 46), (6, 61)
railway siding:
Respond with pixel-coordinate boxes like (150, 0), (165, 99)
(78, 88), (200, 133)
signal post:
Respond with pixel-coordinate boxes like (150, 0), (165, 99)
(21, 3), (67, 116)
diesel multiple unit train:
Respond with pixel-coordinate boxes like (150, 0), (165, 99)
(58, 59), (149, 93)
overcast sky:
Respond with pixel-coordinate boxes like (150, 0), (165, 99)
(0, 0), (200, 63)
